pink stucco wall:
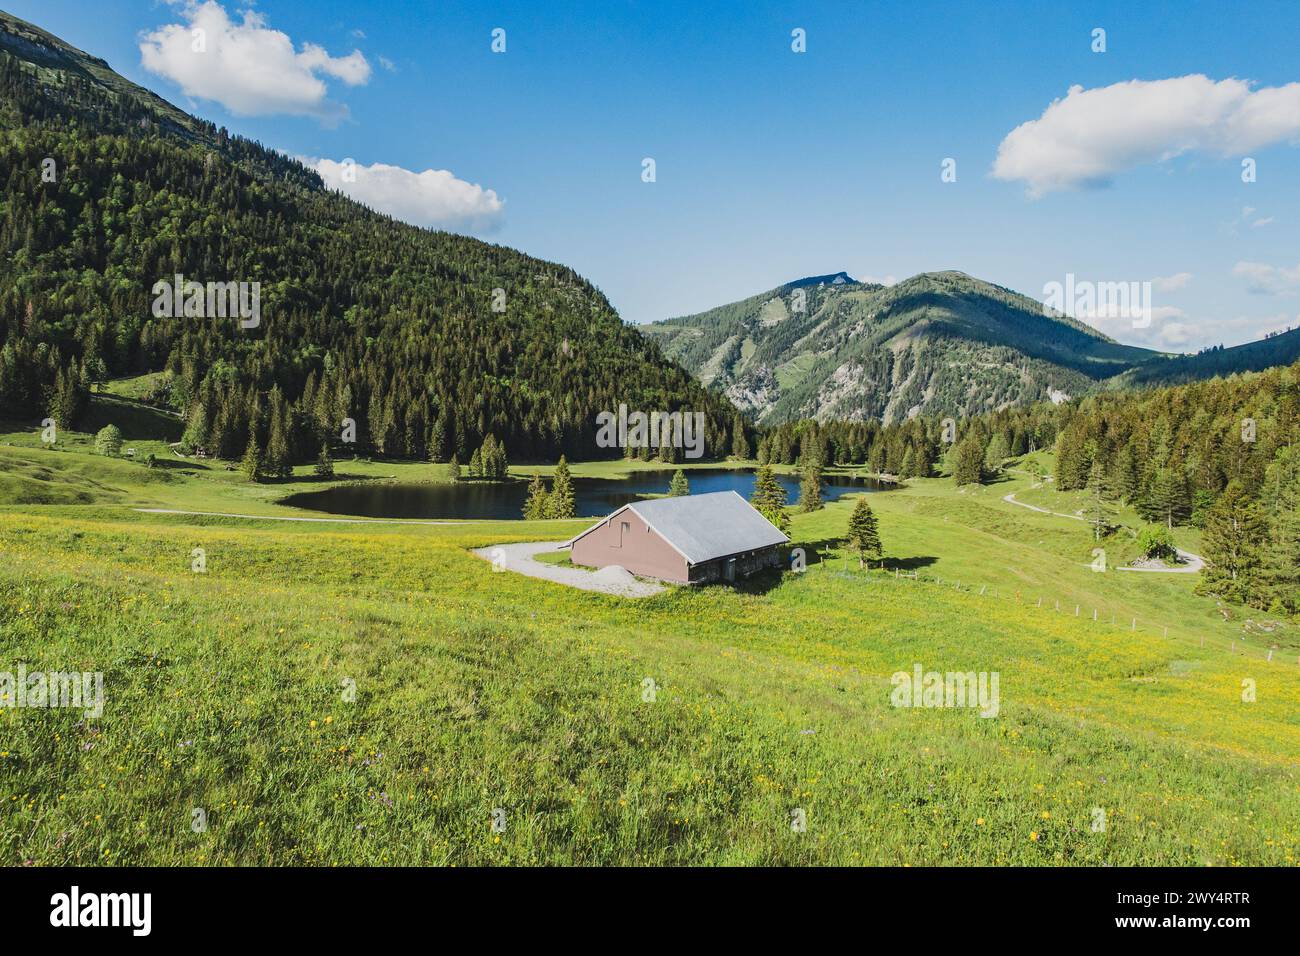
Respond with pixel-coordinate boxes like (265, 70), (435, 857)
(570, 508), (690, 582)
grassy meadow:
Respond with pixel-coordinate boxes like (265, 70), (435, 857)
(1, 395), (1298, 866)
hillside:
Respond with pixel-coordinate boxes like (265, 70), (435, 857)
(648, 270), (1297, 425)
(3, 435), (1298, 864)
(0, 11), (737, 463)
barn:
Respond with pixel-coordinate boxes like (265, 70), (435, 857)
(566, 491), (789, 584)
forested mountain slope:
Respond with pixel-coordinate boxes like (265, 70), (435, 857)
(0, 11), (737, 464)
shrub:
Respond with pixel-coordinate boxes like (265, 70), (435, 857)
(93, 424), (123, 457)
(1136, 524), (1177, 562)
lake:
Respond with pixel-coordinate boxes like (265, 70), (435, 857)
(280, 468), (893, 521)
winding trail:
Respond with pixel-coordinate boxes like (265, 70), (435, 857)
(1000, 492), (1204, 574)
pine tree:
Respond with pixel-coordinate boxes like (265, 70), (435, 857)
(668, 469), (689, 497)
(1084, 459), (1117, 541)
(1198, 481), (1267, 603)
(523, 473), (550, 519)
(798, 431), (824, 511)
(900, 445), (917, 479)
(731, 415), (751, 460)
(952, 437), (985, 486)
(241, 430), (262, 483)
(468, 447), (482, 478)
(799, 458), (823, 512)
(846, 497), (882, 569)
(913, 441), (934, 478)
(314, 444), (334, 478)
(1261, 450), (1300, 613)
(1115, 443), (1142, 503)
(545, 455), (576, 519)
(1142, 467), (1189, 528)
(446, 454), (461, 482)
(1054, 426), (1090, 490)
(265, 390), (292, 478)
(750, 464), (790, 533)
(182, 399), (210, 454)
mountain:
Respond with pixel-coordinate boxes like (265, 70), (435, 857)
(0, 11), (738, 463)
(646, 271), (1158, 424)
(1107, 326), (1300, 390)
(648, 271), (1300, 424)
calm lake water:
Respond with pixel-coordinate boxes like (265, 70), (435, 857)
(281, 468), (892, 521)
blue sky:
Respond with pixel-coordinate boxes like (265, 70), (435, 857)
(14, 0), (1300, 348)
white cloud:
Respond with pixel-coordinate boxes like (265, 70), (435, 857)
(1234, 260), (1300, 295)
(378, 55), (396, 73)
(1093, 309), (1298, 352)
(860, 274), (898, 287)
(992, 75), (1300, 196)
(1152, 272), (1192, 292)
(308, 158), (505, 233)
(1228, 206), (1275, 233)
(140, 1), (370, 121)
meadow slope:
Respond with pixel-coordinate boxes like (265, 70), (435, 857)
(2, 427), (1298, 866)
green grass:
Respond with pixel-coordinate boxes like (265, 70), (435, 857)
(1, 419), (1298, 866)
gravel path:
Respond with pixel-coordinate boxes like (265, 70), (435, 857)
(1001, 492), (1204, 573)
(472, 541), (666, 597)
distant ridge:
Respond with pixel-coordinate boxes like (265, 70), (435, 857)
(647, 270), (1300, 424)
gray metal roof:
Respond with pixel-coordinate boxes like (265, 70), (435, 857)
(626, 491), (789, 564)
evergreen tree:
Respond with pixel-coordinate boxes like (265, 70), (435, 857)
(952, 436), (985, 486)
(1115, 443), (1142, 503)
(1142, 467), (1189, 528)
(264, 390), (292, 478)
(446, 454), (461, 481)
(1084, 459), (1118, 541)
(900, 445), (918, 479)
(1198, 481), (1266, 603)
(845, 496), (882, 569)
(241, 430), (262, 483)
(668, 469), (689, 497)
(731, 415), (751, 460)
(1261, 450), (1300, 613)
(314, 444), (334, 478)
(750, 464), (790, 533)
(799, 458), (823, 512)
(545, 455), (576, 519)
(1054, 426), (1090, 490)
(468, 447), (482, 478)
(523, 473), (550, 520)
